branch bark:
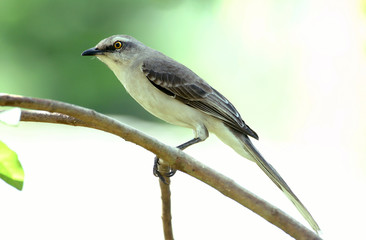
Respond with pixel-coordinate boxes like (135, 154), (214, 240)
(0, 94), (321, 240)
(158, 163), (174, 240)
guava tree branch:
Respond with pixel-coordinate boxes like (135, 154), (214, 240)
(0, 94), (321, 240)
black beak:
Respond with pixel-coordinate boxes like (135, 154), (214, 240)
(81, 47), (104, 56)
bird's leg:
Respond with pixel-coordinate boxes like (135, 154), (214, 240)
(176, 137), (203, 150)
(153, 137), (202, 183)
(166, 137), (202, 177)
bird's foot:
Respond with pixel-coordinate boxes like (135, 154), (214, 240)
(153, 156), (176, 184)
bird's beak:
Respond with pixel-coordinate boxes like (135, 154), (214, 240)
(81, 47), (104, 56)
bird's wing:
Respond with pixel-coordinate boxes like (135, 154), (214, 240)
(141, 56), (258, 139)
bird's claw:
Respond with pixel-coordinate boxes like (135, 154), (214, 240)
(153, 156), (176, 184)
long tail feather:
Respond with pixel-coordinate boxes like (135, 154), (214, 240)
(236, 133), (320, 233)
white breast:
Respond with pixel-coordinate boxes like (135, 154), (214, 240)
(107, 59), (207, 132)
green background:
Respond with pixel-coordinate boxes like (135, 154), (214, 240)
(1, 0), (223, 120)
(0, 0), (303, 134)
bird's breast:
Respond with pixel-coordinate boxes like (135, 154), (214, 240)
(112, 65), (207, 130)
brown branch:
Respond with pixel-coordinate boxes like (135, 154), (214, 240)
(21, 110), (89, 126)
(0, 94), (321, 240)
(158, 163), (174, 240)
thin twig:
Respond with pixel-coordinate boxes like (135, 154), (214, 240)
(0, 94), (321, 239)
(158, 163), (174, 240)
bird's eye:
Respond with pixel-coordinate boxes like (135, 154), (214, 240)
(114, 41), (123, 49)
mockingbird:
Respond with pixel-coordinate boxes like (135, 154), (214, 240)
(81, 35), (320, 233)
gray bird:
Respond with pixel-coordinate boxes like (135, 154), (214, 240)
(81, 35), (320, 233)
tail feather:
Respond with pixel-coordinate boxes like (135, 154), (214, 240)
(237, 133), (320, 233)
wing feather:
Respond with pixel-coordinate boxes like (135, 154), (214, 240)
(141, 57), (258, 139)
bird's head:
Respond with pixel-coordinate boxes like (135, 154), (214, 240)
(81, 35), (145, 70)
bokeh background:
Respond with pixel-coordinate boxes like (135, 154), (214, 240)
(1, 0), (366, 239)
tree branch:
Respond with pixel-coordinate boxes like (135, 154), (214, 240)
(158, 163), (174, 240)
(0, 94), (321, 240)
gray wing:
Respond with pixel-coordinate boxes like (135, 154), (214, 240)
(141, 56), (258, 140)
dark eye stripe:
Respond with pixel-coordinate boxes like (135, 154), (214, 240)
(105, 45), (115, 51)
(104, 41), (123, 51)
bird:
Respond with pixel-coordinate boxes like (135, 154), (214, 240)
(81, 34), (320, 233)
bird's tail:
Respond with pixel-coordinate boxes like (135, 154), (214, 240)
(233, 131), (320, 233)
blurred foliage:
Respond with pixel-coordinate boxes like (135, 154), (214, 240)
(0, 140), (24, 190)
(0, 0), (219, 120)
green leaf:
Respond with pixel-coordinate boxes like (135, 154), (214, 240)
(0, 141), (24, 190)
